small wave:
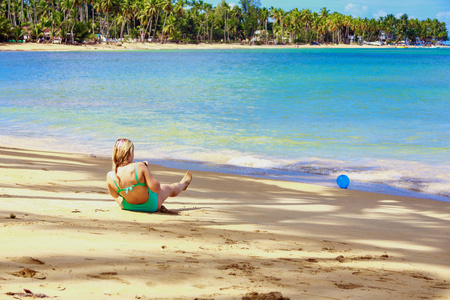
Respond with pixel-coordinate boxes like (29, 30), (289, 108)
(1, 135), (447, 201)
(227, 156), (279, 169)
(282, 159), (450, 198)
(150, 150), (450, 200)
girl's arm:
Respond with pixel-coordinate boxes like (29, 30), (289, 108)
(106, 173), (123, 208)
(140, 162), (162, 194)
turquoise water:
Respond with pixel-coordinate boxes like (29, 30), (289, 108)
(0, 48), (449, 200)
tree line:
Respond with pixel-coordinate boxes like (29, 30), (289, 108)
(0, 0), (448, 44)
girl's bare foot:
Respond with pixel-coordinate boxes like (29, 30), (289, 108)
(181, 171), (192, 191)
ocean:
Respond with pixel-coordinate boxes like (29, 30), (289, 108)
(0, 48), (449, 201)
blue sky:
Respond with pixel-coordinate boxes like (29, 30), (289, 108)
(206, 0), (450, 26)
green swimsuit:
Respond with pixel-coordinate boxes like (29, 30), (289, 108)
(112, 163), (159, 212)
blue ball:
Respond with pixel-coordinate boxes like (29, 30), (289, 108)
(337, 175), (350, 189)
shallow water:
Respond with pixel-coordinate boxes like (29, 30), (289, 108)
(1, 48), (449, 201)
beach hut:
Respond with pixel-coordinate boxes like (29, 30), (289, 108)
(43, 29), (51, 42)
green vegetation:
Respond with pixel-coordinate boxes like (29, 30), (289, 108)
(0, 0), (447, 44)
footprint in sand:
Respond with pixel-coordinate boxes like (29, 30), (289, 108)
(87, 272), (130, 285)
(8, 257), (45, 265)
(217, 262), (258, 276)
(242, 291), (289, 300)
(184, 257), (199, 263)
(335, 282), (364, 289)
(335, 255), (351, 263)
(9, 268), (46, 280)
(156, 262), (172, 270)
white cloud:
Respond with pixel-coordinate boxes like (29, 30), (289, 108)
(437, 11), (450, 23)
(345, 3), (356, 11)
(395, 13), (404, 19)
(372, 10), (387, 19)
(344, 3), (368, 17)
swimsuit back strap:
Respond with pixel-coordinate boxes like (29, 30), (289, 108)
(135, 163), (140, 183)
(110, 173), (120, 190)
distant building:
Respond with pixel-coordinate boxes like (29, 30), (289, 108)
(44, 29), (51, 42)
(379, 31), (394, 42)
(251, 30), (268, 43)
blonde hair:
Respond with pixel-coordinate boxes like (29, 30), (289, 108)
(112, 138), (134, 178)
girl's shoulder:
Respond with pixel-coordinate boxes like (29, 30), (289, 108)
(135, 161), (149, 170)
(135, 161), (147, 172)
(135, 161), (151, 179)
(106, 171), (116, 186)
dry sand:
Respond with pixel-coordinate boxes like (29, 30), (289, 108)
(0, 41), (403, 51)
(1, 146), (449, 299)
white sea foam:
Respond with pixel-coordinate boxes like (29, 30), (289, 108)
(227, 156), (280, 169)
(1, 135), (448, 201)
(137, 146), (450, 200)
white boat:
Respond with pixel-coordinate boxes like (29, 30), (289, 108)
(364, 41), (383, 46)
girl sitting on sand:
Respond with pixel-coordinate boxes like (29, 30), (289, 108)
(106, 138), (192, 213)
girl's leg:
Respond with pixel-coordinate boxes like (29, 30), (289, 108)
(157, 172), (192, 210)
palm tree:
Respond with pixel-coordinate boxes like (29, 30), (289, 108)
(270, 7), (285, 44)
(7, 0), (12, 24)
(287, 8), (301, 44)
(12, 25), (26, 40)
(148, 0), (162, 41)
(140, 0), (158, 42)
(436, 20), (448, 42)
(196, 0), (209, 42)
(173, 0), (185, 39)
(379, 14), (396, 43)
(195, 9), (205, 41)
(1, 0), (448, 45)
(319, 7), (329, 19)
(118, 0), (134, 39)
(160, 0), (172, 42)
(367, 18), (379, 41)
(221, 0), (229, 42)
(319, 7), (329, 43)
(202, 2), (212, 42)
(116, 0), (128, 40)
(342, 14), (352, 43)
(430, 18), (440, 42)
(19, 0), (26, 24)
(229, 5), (241, 41)
(0, 16), (12, 41)
(96, 0), (119, 42)
(311, 11), (321, 43)
(163, 13), (176, 39)
(259, 7), (268, 43)
(207, 4), (216, 43)
(299, 8), (311, 43)
(397, 13), (408, 43)
(326, 13), (340, 44)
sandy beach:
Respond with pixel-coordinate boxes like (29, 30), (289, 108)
(0, 41), (407, 51)
(0, 145), (449, 299)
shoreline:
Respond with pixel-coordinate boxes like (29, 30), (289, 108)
(151, 156), (450, 203)
(1, 145), (449, 299)
(0, 134), (448, 203)
(1, 134), (447, 203)
(1, 41), (444, 51)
